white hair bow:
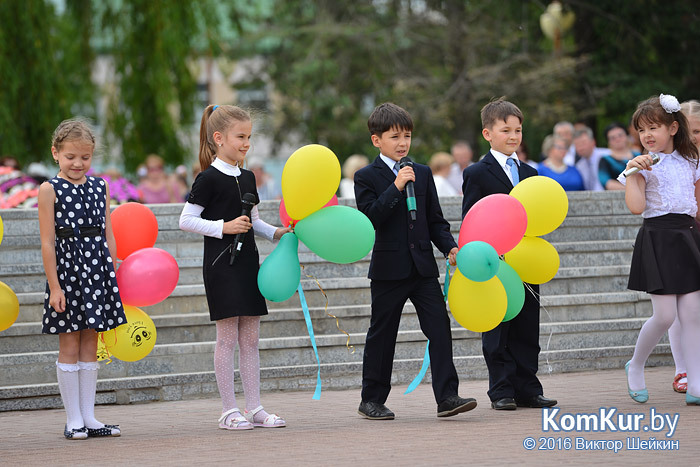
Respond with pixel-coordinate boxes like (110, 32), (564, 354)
(659, 93), (681, 113)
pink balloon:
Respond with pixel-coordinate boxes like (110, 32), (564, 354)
(459, 194), (527, 255)
(279, 194), (338, 227)
(116, 248), (179, 307)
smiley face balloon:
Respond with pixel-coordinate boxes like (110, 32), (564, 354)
(102, 305), (157, 362)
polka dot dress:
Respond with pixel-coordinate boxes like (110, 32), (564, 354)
(42, 176), (126, 334)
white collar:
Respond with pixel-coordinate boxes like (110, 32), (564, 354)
(379, 153), (401, 171)
(490, 149), (519, 168)
(212, 157), (242, 177)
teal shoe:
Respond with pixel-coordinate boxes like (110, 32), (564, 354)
(686, 393), (700, 405)
(625, 360), (649, 403)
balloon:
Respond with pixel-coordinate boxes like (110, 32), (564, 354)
(495, 260), (525, 322)
(116, 247), (179, 306)
(111, 202), (159, 260)
(0, 281), (19, 332)
(258, 232), (301, 302)
(448, 269), (507, 333)
(504, 236), (560, 284)
(458, 194), (527, 255)
(510, 176), (568, 237)
(456, 241), (500, 282)
(281, 144), (341, 220)
(295, 205), (375, 264)
(102, 305), (156, 362)
(279, 194), (338, 228)
(0, 213), (4, 246)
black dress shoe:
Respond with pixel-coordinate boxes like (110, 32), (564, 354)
(358, 401), (395, 420)
(516, 395), (558, 408)
(437, 395), (477, 417)
(491, 397), (517, 410)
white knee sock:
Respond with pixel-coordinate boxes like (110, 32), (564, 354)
(56, 361), (84, 430)
(677, 291), (700, 396)
(78, 361), (103, 429)
(628, 294), (677, 391)
(668, 317), (686, 377)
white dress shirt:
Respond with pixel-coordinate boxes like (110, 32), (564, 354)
(490, 149), (521, 185)
(179, 157), (278, 241)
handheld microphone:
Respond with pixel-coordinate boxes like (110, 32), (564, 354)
(623, 153), (660, 177)
(399, 156), (417, 221)
(230, 193), (257, 265)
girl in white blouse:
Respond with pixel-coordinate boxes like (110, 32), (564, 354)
(619, 94), (700, 406)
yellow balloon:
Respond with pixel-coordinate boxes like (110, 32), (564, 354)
(281, 144), (341, 220)
(102, 305), (156, 362)
(504, 236), (560, 284)
(510, 176), (568, 236)
(0, 214), (4, 246)
(448, 269), (507, 333)
(0, 281), (19, 332)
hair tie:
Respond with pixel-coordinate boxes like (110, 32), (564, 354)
(660, 94), (681, 113)
(212, 105), (219, 111)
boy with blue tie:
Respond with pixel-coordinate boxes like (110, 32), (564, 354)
(354, 103), (477, 420)
(461, 98), (557, 410)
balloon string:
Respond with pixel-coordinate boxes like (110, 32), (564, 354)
(97, 332), (113, 365)
(300, 264), (355, 354)
(523, 282), (553, 375)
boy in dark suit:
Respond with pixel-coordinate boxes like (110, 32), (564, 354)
(461, 98), (557, 410)
(354, 103), (477, 420)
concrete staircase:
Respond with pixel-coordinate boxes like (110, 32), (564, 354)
(0, 191), (670, 411)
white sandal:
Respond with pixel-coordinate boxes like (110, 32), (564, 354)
(244, 405), (286, 428)
(218, 408), (253, 430)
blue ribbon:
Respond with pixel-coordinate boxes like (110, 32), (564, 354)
(405, 259), (452, 395)
(297, 283), (322, 400)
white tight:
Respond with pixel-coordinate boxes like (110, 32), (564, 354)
(668, 317), (686, 377)
(214, 316), (262, 413)
(628, 291), (700, 396)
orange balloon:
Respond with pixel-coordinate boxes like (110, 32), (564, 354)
(111, 202), (159, 260)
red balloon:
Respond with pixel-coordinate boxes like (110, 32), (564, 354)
(111, 202), (158, 260)
(459, 194), (527, 255)
(279, 194), (338, 227)
(116, 247), (179, 307)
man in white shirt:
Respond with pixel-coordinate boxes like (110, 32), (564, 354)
(573, 127), (606, 191)
(446, 140), (473, 194)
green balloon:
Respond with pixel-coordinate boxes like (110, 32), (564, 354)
(257, 232), (301, 302)
(456, 241), (500, 282)
(496, 260), (525, 322)
(295, 205), (375, 264)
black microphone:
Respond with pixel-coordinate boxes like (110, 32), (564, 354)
(230, 193), (257, 265)
(399, 156), (417, 221)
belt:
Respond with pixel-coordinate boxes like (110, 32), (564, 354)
(56, 226), (102, 239)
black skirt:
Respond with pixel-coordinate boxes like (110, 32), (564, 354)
(628, 214), (700, 294)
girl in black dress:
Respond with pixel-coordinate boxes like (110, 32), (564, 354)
(38, 119), (124, 439)
(180, 105), (291, 429)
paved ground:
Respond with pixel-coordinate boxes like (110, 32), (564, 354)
(0, 366), (696, 466)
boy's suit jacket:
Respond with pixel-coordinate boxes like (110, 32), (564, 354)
(461, 151), (538, 219)
(354, 156), (456, 281)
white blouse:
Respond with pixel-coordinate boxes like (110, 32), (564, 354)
(179, 158), (278, 241)
(617, 151), (700, 218)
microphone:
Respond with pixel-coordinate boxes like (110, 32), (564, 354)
(230, 193), (257, 265)
(623, 153), (660, 177)
(399, 156), (417, 221)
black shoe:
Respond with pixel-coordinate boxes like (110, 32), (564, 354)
(358, 401), (395, 420)
(516, 395), (558, 408)
(64, 425), (88, 440)
(86, 424), (121, 437)
(437, 395), (477, 417)
(491, 397), (517, 410)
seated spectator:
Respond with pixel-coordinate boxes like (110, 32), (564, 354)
(516, 141), (538, 169)
(446, 140), (473, 194)
(553, 121), (576, 165)
(339, 154), (369, 199)
(0, 155), (21, 170)
(429, 152), (459, 197)
(537, 135), (584, 191)
(599, 123), (639, 191)
(248, 157), (281, 200)
(137, 154), (180, 203)
(573, 127), (605, 191)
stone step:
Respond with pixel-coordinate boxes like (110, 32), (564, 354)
(0, 344), (671, 412)
(0, 316), (656, 386)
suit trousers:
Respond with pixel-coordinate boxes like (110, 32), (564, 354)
(361, 265), (459, 405)
(482, 283), (543, 401)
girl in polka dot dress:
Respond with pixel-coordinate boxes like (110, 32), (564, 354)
(38, 118), (125, 440)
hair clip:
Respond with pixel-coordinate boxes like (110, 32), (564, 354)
(660, 94), (681, 113)
(213, 105), (219, 111)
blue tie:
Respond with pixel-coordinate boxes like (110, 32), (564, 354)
(393, 161), (400, 176)
(506, 158), (519, 186)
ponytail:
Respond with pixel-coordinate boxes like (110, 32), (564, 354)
(198, 105), (217, 171)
